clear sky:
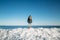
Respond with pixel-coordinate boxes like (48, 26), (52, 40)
(0, 0), (60, 25)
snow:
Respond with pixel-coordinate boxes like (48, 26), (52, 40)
(0, 28), (60, 40)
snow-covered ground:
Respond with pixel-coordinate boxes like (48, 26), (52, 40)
(0, 28), (60, 40)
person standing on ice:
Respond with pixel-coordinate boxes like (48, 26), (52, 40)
(27, 15), (32, 28)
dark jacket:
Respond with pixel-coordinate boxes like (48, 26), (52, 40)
(27, 15), (32, 24)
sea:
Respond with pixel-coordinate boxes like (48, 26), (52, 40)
(0, 26), (60, 29)
(0, 26), (60, 40)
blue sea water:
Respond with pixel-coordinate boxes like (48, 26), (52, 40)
(0, 26), (60, 29)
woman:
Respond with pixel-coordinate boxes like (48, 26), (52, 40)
(27, 15), (32, 28)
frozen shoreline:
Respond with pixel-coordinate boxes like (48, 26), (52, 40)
(0, 28), (60, 40)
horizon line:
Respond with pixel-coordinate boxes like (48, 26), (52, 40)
(0, 25), (60, 26)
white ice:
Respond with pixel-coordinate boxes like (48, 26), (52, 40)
(0, 28), (60, 40)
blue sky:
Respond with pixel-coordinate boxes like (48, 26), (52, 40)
(0, 0), (60, 25)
